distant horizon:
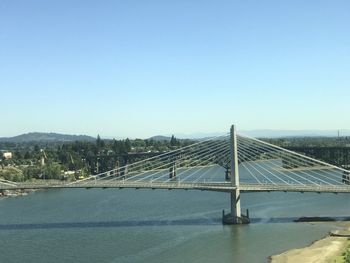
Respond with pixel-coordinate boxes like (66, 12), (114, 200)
(1, 128), (350, 140)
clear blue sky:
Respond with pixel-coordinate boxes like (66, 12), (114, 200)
(1, 0), (349, 138)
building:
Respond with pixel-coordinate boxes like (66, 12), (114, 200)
(2, 152), (12, 160)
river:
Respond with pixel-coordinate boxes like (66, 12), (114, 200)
(0, 166), (350, 262)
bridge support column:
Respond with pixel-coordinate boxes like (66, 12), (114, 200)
(169, 162), (177, 179)
(223, 125), (250, 224)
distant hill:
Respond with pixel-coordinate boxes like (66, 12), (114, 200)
(0, 132), (95, 143)
(149, 135), (199, 142)
(149, 135), (171, 141)
(240, 129), (350, 138)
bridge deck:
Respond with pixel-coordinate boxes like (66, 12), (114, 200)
(1, 181), (350, 193)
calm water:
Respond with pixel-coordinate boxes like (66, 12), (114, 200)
(0, 167), (350, 262)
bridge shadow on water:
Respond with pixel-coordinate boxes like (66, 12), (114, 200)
(1, 216), (350, 231)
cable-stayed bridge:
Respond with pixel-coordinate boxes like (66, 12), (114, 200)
(1, 125), (350, 224)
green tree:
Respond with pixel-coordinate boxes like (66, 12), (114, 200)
(34, 145), (40, 153)
(170, 135), (179, 146)
(96, 135), (105, 151)
(125, 138), (131, 152)
(42, 163), (62, 180)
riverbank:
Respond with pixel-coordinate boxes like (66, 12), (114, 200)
(270, 221), (350, 263)
(0, 189), (36, 197)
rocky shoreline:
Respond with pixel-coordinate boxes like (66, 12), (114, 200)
(0, 189), (36, 197)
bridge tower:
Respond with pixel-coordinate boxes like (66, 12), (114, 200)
(222, 125), (250, 224)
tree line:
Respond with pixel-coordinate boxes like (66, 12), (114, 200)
(265, 137), (350, 167)
(0, 135), (192, 182)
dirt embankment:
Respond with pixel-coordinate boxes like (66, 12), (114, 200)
(270, 222), (350, 263)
